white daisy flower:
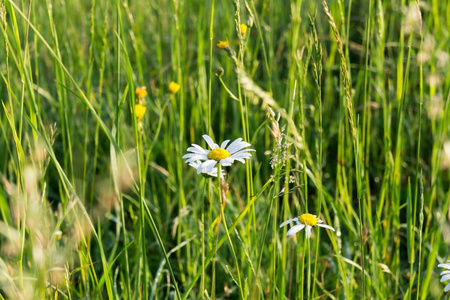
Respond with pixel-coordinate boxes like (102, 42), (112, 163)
(182, 134), (255, 174)
(188, 160), (225, 178)
(438, 260), (450, 292)
(280, 213), (335, 238)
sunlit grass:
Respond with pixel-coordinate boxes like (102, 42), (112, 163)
(0, 0), (449, 298)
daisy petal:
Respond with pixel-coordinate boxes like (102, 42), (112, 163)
(280, 218), (298, 228)
(182, 153), (207, 160)
(187, 145), (208, 154)
(225, 138), (243, 153)
(228, 143), (252, 155)
(197, 160), (216, 174)
(232, 157), (246, 164)
(204, 160), (217, 174)
(441, 274), (450, 282)
(305, 226), (312, 239)
(286, 224), (305, 236)
(219, 157), (234, 166)
(317, 224), (335, 231)
(228, 143), (251, 155)
(230, 152), (253, 159)
(185, 156), (208, 163)
(441, 270), (450, 276)
(202, 135), (219, 149)
(445, 283), (450, 292)
(220, 140), (230, 149)
(438, 263), (450, 269)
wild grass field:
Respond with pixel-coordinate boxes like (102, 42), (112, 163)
(0, 0), (449, 299)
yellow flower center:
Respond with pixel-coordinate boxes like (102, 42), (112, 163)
(208, 148), (231, 161)
(299, 213), (318, 226)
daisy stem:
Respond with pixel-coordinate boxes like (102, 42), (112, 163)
(217, 165), (245, 299)
(201, 180), (207, 299)
(300, 232), (306, 300)
(307, 234), (311, 300)
(211, 177), (218, 300)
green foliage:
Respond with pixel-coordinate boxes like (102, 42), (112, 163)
(0, 0), (449, 298)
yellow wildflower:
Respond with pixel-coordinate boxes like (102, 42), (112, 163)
(135, 86), (147, 99)
(216, 39), (230, 49)
(135, 104), (147, 120)
(169, 81), (180, 94)
(240, 24), (248, 35)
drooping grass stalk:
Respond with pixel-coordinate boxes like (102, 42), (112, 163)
(113, 1), (132, 297)
(171, 0), (188, 285)
(208, 0), (215, 136)
(416, 171), (424, 299)
(309, 14), (324, 299)
(410, 3), (423, 297)
(322, 1), (365, 297)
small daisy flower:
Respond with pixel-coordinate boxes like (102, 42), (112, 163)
(189, 161), (225, 178)
(240, 24), (248, 35)
(182, 134), (255, 174)
(135, 104), (147, 120)
(169, 81), (180, 94)
(217, 39), (230, 49)
(135, 86), (147, 99)
(438, 260), (450, 292)
(280, 213), (335, 238)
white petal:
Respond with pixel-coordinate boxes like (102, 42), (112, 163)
(202, 135), (219, 149)
(185, 148), (205, 155)
(305, 226), (312, 238)
(185, 156), (208, 163)
(438, 263), (450, 269)
(445, 283), (450, 292)
(230, 152), (253, 159)
(441, 270), (450, 276)
(317, 224), (335, 231)
(280, 217), (298, 228)
(192, 143), (207, 152)
(189, 161), (200, 168)
(232, 157), (246, 164)
(441, 274), (450, 282)
(286, 224), (305, 236)
(187, 144), (208, 154)
(204, 160), (218, 174)
(219, 157), (234, 166)
(183, 153), (207, 160)
(197, 160), (216, 174)
(228, 142), (252, 155)
(225, 138), (243, 153)
(220, 140), (230, 149)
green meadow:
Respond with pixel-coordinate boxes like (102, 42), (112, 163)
(0, 0), (449, 298)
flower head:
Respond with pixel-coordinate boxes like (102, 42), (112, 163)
(134, 104), (147, 120)
(183, 134), (255, 175)
(240, 24), (248, 35)
(217, 39), (230, 49)
(439, 260), (450, 292)
(135, 86), (147, 99)
(169, 81), (180, 94)
(280, 213), (334, 238)
(189, 161), (225, 179)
